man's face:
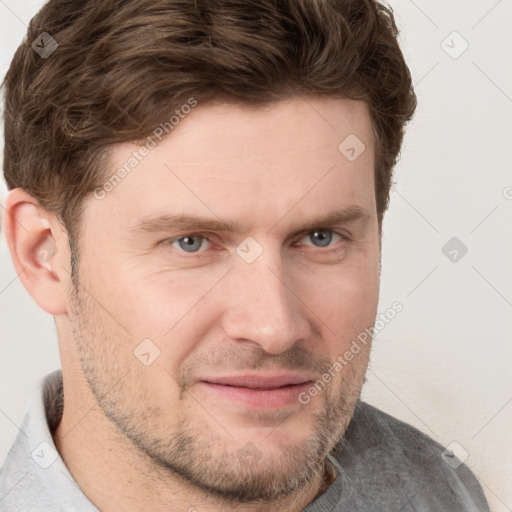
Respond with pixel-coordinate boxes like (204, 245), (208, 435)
(65, 96), (380, 501)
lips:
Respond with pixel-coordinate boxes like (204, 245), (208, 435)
(201, 373), (313, 389)
(198, 372), (314, 410)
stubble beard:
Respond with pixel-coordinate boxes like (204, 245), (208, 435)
(68, 277), (369, 504)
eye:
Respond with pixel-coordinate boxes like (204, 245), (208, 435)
(298, 229), (345, 248)
(169, 235), (211, 253)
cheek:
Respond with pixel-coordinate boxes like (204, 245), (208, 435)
(299, 260), (380, 347)
(98, 271), (226, 361)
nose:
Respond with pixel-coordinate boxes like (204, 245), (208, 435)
(221, 255), (311, 354)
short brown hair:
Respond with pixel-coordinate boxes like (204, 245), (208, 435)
(3, 0), (416, 241)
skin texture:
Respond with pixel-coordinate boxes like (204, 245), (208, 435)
(4, 96), (381, 512)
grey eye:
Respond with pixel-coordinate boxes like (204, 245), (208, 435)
(308, 230), (333, 247)
(174, 236), (207, 252)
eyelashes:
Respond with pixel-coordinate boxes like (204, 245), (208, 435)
(162, 229), (349, 257)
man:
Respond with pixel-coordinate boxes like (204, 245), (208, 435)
(0, 0), (489, 510)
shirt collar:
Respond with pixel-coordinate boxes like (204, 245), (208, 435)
(22, 369), (99, 510)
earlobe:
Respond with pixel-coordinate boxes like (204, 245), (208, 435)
(2, 188), (70, 315)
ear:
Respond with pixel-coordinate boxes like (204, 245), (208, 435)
(2, 188), (71, 315)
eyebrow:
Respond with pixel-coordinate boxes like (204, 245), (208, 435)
(130, 205), (373, 235)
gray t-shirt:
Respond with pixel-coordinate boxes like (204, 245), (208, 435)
(0, 370), (489, 511)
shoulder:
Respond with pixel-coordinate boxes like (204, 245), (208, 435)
(330, 401), (490, 511)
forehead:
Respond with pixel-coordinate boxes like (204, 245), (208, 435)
(85, 96), (376, 234)
(153, 97), (374, 180)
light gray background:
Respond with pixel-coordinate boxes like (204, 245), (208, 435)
(1, 1), (511, 510)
